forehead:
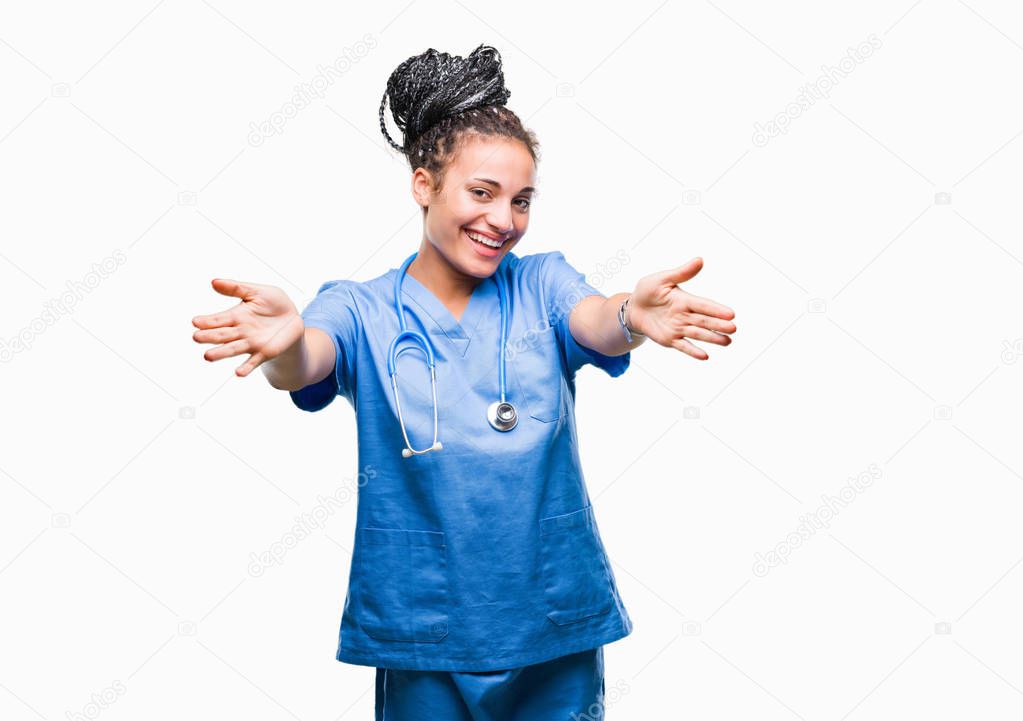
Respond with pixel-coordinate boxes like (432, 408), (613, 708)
(447, 136), (536, 188)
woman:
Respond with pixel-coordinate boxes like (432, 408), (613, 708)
(192, 44), (736, 720)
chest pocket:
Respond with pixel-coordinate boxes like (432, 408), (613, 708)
(506, 323), (564, 423)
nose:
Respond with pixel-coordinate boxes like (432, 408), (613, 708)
(485, 208), (515, 237)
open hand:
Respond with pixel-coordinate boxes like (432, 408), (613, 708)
(191, 279), (304, 377)
(627, 258), (736, 360)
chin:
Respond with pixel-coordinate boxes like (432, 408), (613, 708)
(475, 244), (517, 271)
(462, 257), (498, 279)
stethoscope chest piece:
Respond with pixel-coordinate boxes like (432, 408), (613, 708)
(487, 400), (518, 432)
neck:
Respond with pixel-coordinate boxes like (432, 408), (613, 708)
(406, 239), (482, 306)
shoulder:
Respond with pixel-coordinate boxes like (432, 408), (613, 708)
(513, 250), (590, 294)
(299, 273), (394, 338)
(502, 251), (598, 320)
(502, 250), (576, 284)
(506, 250), (565, 270)
(308, 269), (395, 307)
(309, 278), (357, 298)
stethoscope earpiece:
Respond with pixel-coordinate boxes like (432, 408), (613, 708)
(390, 252), (516, 460)
(401, 442), (440, 458)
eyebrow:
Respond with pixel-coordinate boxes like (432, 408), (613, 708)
(471, 177), (536, 194)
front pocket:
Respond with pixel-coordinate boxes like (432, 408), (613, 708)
(539, 506), (614, 625)
(356, 528), (449, 643)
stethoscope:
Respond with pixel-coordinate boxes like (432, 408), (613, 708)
(388, 252), (518, 458)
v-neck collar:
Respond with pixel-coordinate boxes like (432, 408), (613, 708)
(397, 269), (497, 358)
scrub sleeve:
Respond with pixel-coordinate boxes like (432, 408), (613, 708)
(290, 279), (360, 411)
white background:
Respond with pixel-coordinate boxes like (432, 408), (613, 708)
(2, 1), (1022, 719)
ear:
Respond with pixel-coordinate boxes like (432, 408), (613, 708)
(411, 167), (436, 208)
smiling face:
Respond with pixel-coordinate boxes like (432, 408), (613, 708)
(412, 135), (537, 280)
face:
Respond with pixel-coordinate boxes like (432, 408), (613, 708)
(412, 135), (536, 279)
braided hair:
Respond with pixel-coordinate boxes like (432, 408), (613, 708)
(378, 44), (540, 193)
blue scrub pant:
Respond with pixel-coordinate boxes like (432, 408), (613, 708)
(374, 647), (605, 721)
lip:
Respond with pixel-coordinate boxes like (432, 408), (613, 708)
(464, 227), (510, 242)
(465, 228), (505, 258)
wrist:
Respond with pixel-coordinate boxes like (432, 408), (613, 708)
(262, 321), (309, 389)
(617, 295), (645, 343)
(625, 296), (644, 336)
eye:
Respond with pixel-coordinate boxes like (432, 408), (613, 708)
(471, 187), (530, 210)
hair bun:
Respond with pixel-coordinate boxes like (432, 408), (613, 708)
(379, 44), (512, 153)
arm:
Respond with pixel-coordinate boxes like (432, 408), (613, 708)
(261, 327), (335, 392)
(570, 258), (737, 361)
(568, 293), (647, 358)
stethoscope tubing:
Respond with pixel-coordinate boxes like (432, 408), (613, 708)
(389, 251), (512, 457)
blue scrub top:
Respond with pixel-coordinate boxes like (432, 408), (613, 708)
(290, 250), (633, 672)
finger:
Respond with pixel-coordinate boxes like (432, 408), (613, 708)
(681, 293), (735, 321)
(211, 278), (259, 300)
(679, 326), (732, 346)
(683, 313), (737, 335)
(193, 326), (242, 345)
(192, 310), (239, 330)
(670, 337), (709, 360)
(203, 338), (251, 362)
(235, 350), (266, 377)
(661, 257), (703, 286)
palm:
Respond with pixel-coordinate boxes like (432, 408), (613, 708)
(192, 279), (304, 376)
(629, 258), (736, 360)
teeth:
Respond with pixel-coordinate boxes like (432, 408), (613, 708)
(466, 229), (503, 248)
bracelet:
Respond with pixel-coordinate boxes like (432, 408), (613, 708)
(617, 296), (645, 343)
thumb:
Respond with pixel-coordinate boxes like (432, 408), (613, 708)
(211, 278), (258, 300)
(660, 257), (703, 286)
